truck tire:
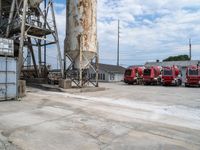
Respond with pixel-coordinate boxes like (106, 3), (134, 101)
(174, 80), (178, 86)
(180, 80), (182, 86)
(157, 78), (161, 85)
(178, 80), (182, 86)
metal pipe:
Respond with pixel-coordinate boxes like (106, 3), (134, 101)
(0, 0), (2, 25)
(44, 0), (47, 65)
(95, 42), (99, 87)
(28, 37), (39, 77)
(79, 35), (83, 87)
(18, 0), (28, 79)
(50, 1), (64, 78)
(37, 15), (42, 77)
(64, 50), (66, 79)
(6, 0), (16, 38)
(38, 40), (42, 77)
(64, 0), (69, 79)
(5, 56), (8, 100)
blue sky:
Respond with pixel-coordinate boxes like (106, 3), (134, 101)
(46, 0), (200, 68)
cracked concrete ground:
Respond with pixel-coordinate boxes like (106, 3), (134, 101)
(0, 82), (200, 150)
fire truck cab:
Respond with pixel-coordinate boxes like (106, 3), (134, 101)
(185, 65), (200, 87)
(162, 66), (182, 86)
(143, 66), (162, 85)
(124, 67), (144, 85)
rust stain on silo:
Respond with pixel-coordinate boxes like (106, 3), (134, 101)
(65, 0), (97, 52)
(65, 0), (97, 69)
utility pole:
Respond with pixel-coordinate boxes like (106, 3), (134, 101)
(117, 20), (120, 66)
(0, 0), (2, 25)
(44, 0), (47, 65)
(189, 38), (192, 60)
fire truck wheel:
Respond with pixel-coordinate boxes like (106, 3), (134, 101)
(178, 80), (182, 86)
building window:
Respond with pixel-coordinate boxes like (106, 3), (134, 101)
(93, 74), (96, 79)
(103, 74), (105, 80)
(110, 74), (115, 81)
(98, 73), (100, 80)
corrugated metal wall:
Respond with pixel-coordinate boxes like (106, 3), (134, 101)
(0, 57), (17, 100)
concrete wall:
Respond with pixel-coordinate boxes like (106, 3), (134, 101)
(108, 73), (124, 82)
(89, 69), (124, 82)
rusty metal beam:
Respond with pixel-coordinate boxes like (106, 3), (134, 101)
(27, 37), (38, 77)
(18, 0), (28, 79)
(6, 0), (15, 38)
(50, 1), (63, 78)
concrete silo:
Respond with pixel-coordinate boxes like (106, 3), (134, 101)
(64, 0), (99, 87)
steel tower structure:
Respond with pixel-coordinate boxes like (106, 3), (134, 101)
(0, 0), (63, 79)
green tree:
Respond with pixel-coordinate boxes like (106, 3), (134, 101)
(163, 55), (190, 62)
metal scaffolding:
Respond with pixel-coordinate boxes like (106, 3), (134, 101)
(64, 41), (99, 88)
(0, 0), (63, 79)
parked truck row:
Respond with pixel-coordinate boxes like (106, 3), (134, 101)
(124, 65), (200, 87)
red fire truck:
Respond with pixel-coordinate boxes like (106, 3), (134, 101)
(124, 67), (144, 85)
(162, 66), (182, 86)
(185, 65), (200, 87)
(143, 66), (162, 85)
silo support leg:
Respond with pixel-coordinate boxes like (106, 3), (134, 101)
(95, 55), (99, 87)
(50, 2), (63, 78)
(18, 0), (28, 79)
(79, 35), (84, 87)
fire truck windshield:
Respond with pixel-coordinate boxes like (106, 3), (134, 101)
(125, 69), (132, 76)
(189, 69), (199, 76)
(144, 69), (151, 76)
(163, 69), (172, 76)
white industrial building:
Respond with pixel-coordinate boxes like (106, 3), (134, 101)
(89, 64), (126, 82)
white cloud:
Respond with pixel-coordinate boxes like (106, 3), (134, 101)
(97, 0), (200, 66)
(46, 0), (200, 68)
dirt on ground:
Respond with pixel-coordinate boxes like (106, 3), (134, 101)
(0, 82), (200, 150)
